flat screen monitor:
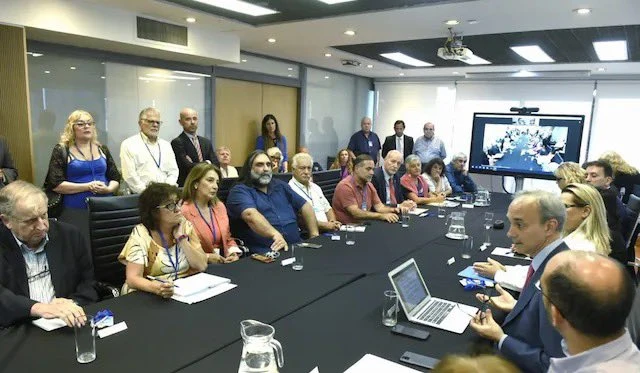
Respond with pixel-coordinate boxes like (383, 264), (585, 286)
(468, 112), (584, 180)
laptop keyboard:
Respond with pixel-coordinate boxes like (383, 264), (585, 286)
(416, 300), (455, 325)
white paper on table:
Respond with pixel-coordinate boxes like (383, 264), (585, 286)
(172, 283), (237, 304)
(32, 317), (66, 331)
(98, 321), (128, 338)
(173, 272), (231, 297)
(309, 367), (320, 373)
(490, 247), (532, 261)
(427, 201), (459, 208)
(344, 354), (421, 373)
(354, 226), (366, 232)
(408, 208), (428, 215)
(339, 225), (367, 232)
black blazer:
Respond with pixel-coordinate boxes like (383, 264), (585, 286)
(0, 221), (97, 328)
(371, 167), (403, 205)
(382, 135), (414, 160)
(171, 132), (218, 186)
(0, 138), (18, 187)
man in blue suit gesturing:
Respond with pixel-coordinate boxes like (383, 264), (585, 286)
(469, 190), (568, 373)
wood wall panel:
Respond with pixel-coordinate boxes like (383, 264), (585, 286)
(214, 78), (299, 167)
(0, 24), (33, 182)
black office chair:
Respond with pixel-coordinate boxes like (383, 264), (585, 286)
(87, 194), (141, 298)
(313, 169), (341, 203)
(217, 177), (238, 204)
(628, 194), (640, 215)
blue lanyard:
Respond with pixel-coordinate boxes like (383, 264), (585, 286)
(195, 204), (218, 244)
(157, 230), (179, 280)
(293, 182), (314, 206)
(75, 143), (96, 181)
(141, 134), (161, 169)
(351, 177), (368, 210)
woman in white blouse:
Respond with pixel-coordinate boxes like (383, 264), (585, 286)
(421, 157), (452, 197)
(473, 183), (611, 292)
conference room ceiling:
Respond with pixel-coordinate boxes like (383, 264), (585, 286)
(333, 24), (640, 69)
(161, 0), (473, 26)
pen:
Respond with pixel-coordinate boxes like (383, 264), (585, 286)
(146, 275), (179, 287)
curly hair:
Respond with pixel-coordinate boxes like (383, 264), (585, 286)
(599, 151), (638, 176)
(329, 148), (353, 173)
(59, 110), (100, 147)
(138, 183), (180, 231)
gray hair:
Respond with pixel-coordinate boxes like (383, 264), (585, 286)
(405, 154), (421, 166)
(291, 152), (313, 168)
(266, 147), (282, 157)
(514, 190), (566, 232)
(452, 152), (468, 162)
(0, 180), (47, 218)
(216, 146), (231, 154)
(138, 107), (160, 121)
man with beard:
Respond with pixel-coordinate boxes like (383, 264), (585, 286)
(226, 151), (319, 254)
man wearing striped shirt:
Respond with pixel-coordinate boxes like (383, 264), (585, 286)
(0, 181), (97, 328)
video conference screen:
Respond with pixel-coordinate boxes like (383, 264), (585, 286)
(468, 113), (584, 180)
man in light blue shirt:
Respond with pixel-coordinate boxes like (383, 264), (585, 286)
(413, 122), (446, 163)
(543, 251), (640, 373)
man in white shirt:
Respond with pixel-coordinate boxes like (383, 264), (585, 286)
(120, 107), (179, 193)
(543, 250), (640, 373)
(382, 120), (414, 160)
(217, 146), (239, 178)
(289, 153), (341, 232)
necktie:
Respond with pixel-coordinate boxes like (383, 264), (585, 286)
(389, 177), (397, 205)
(397, 137), (403, 155)
(192, 137), (203, 162)
(523, 265), (535, 289)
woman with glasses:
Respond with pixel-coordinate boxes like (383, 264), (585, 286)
(181, 163), (241, 263)
(266, 147), (283, 174)
(256, 114), (288, 172)
(329, 149), (353, 179)
(400, 155), (445, 205)
(118, 183), (208, 298)
(43, 110), (120, 237)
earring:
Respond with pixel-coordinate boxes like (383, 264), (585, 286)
(195, 185), (198, 189)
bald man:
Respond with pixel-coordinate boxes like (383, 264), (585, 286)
(372, 150), (415, 208)
(171, 107), (218, 186)
(414, 122), (446, 164)
(542, 251), (640, 372)
(348, 116), (382, 165)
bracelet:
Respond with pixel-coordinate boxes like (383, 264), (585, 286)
(176, 234), (189, 242)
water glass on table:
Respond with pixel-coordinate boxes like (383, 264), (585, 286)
(401, 209), (410, 227)
(484, 212), (494, 245)
(291, 243), (304, 271)
(438, 207), (446, 219)
(345, 225), (356, 246)
(74, 316), (96, 364)
(461, 235), (474, 259)
(382, 290), (398, 327)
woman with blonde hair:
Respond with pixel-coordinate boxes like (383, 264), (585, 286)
(553, 161), (586, 190)
(266, 146), (283, 173)
(599, 151), (640, 203)
(329, 148), (353, 179)
(561, 183), (611, 255)
(43, 110), (120, 236)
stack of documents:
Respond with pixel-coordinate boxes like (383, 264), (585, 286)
(408, 208), (428, 215)
(171, 273), (237, 304)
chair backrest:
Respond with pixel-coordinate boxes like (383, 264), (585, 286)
(272, 172), (292, 182)
(313, 169), (342, 203)
(628, 194), (640, 215)
(87, 194), (141, 288)
(327, 156), (336, 170)
(218, 177), (239, 204)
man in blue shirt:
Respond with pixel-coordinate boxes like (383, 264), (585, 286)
(413, 122), (446, 164)
(226, 150), (319, 254)
(446, 152), (477, 194)
(348, 117), (381, 165)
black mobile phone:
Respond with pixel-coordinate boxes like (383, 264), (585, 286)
(400, 351), (440, 370)
(391, 324), (430, 340)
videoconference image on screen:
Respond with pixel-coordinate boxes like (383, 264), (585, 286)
(469, 113), (584, 180)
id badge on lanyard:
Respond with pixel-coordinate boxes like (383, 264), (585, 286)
(361, 187), (368, 211)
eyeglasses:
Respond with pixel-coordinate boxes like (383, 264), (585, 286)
(564, 203), (587, 209)
(143, 119), (163, 125)
(156, 201), (182, 212)
(74, 121), (95, 127)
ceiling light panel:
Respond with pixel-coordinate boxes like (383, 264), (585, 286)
(380, 52), (433, 67)
(510, 45), (555, 63)
(317, 0), (356, 4)
(593, 40), (628, 61)
(462, 54), (492, 65)
(193, 0), (278, 16)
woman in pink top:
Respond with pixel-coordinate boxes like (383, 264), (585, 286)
(181, 163), (241, 263)
(400, 155), (445, 205)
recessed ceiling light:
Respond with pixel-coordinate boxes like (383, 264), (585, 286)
(399, 72), (405, 76)
(445, 20), (459, 26)
(324, 53), (332, 57)
(597, 67), (606, 72)
(366, 64), (373, 68)
(287, 74), (292, 77)
(267, 38), (276, 43)
(574, 8), (591, 15)
(44, 70), (50, 74)
(186, 17), (196, 23)
(28, 52), (43, 57)
(193, 0), (278, 16)
(287, 67), (293, 71)
(514, 70), (537, 77)
(452, 71), (460, 75)
(467, 19), (478, 25)
(593, 40), (628, 61)
(100, 76), (106, 79)
(241, 59), (247, 62)
(324, 75), (330, 79)
(462, 54), (492, 65)
(380, 52), (433, 67)
(510, 45), (555, 63)
(344, 30), (356, 36)
(317, 0), (356, 4)
(70, 66), (77, 70)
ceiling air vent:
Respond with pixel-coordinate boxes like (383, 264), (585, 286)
(136, 17), (188, 46)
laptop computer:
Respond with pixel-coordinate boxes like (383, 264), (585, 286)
(388, 258), (478, 334)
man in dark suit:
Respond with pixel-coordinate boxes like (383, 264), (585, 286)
(371, 150), (415, 209)
(469, 190), (568, 373)
(171, 108), (217, 186)
(382, 120), (413, 160)
(0, 181), (97, 328)
(0, 137), (18, 188)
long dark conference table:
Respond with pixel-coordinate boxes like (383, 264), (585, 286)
(1, 193), (524, 373)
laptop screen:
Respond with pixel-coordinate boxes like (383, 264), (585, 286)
(391, 261), (430, 314)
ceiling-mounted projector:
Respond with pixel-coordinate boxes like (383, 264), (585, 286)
(438, 27), (473, 61)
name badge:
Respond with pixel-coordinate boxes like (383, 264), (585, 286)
(368, 141), (373, 147)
